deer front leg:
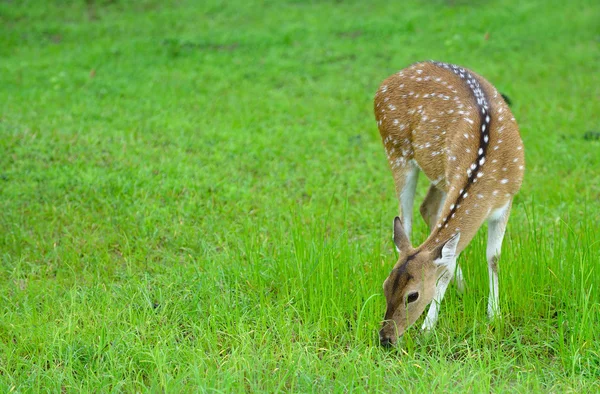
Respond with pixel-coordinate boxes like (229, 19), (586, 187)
(454, 264), (465, 294)
(420, 186), (464, 293)
(421, 233), (461, 332)
(486, 200), (512, 320)
(395, 162), (419, 241)
(420, 184), (446, 231)
(421, 263), (455, 331)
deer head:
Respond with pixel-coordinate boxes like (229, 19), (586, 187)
(379, 217), (461, 347)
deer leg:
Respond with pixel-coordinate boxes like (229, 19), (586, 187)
(453, 264), (465, 294)
(420, 186), (464, 293)
(486, 200), (512, 320)
(395, 161), (419, 241)
(421, 260), (457, 331)
(419, 184), (446, 231)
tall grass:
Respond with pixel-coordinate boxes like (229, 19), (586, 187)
(0, 0), (599, 391)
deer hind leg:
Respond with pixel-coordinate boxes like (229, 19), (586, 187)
(486, 199), (513, 320)
(394, 160), (419, 241)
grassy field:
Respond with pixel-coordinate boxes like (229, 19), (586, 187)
(1, 0), (599, 391)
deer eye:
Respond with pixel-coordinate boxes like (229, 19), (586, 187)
(406, 292), (419, 303)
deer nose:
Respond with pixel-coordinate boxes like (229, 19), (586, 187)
(379, 329), (393, 348)
(380, 337), (393, 348)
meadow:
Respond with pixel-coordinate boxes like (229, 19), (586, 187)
(0, 0), (599, 391)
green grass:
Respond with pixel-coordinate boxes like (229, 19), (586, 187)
(1, 0), (599, 391)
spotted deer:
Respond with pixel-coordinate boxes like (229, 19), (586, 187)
(375, 61), (524, 347)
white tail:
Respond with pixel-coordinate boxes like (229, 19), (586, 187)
(376, 61), (524, 346)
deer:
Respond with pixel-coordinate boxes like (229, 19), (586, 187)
(374, 61), (524, 347)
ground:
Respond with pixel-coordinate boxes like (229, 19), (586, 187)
(0, 0), (599, 391)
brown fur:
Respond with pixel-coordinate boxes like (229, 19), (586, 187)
(380, 248), (441, 342)
(375, 62), (525, 344)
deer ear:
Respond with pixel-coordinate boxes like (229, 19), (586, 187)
(433, 232), (461, 268)
(393, 216), (411, 252)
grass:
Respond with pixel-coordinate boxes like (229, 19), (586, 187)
(0, 0), (599, 391)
